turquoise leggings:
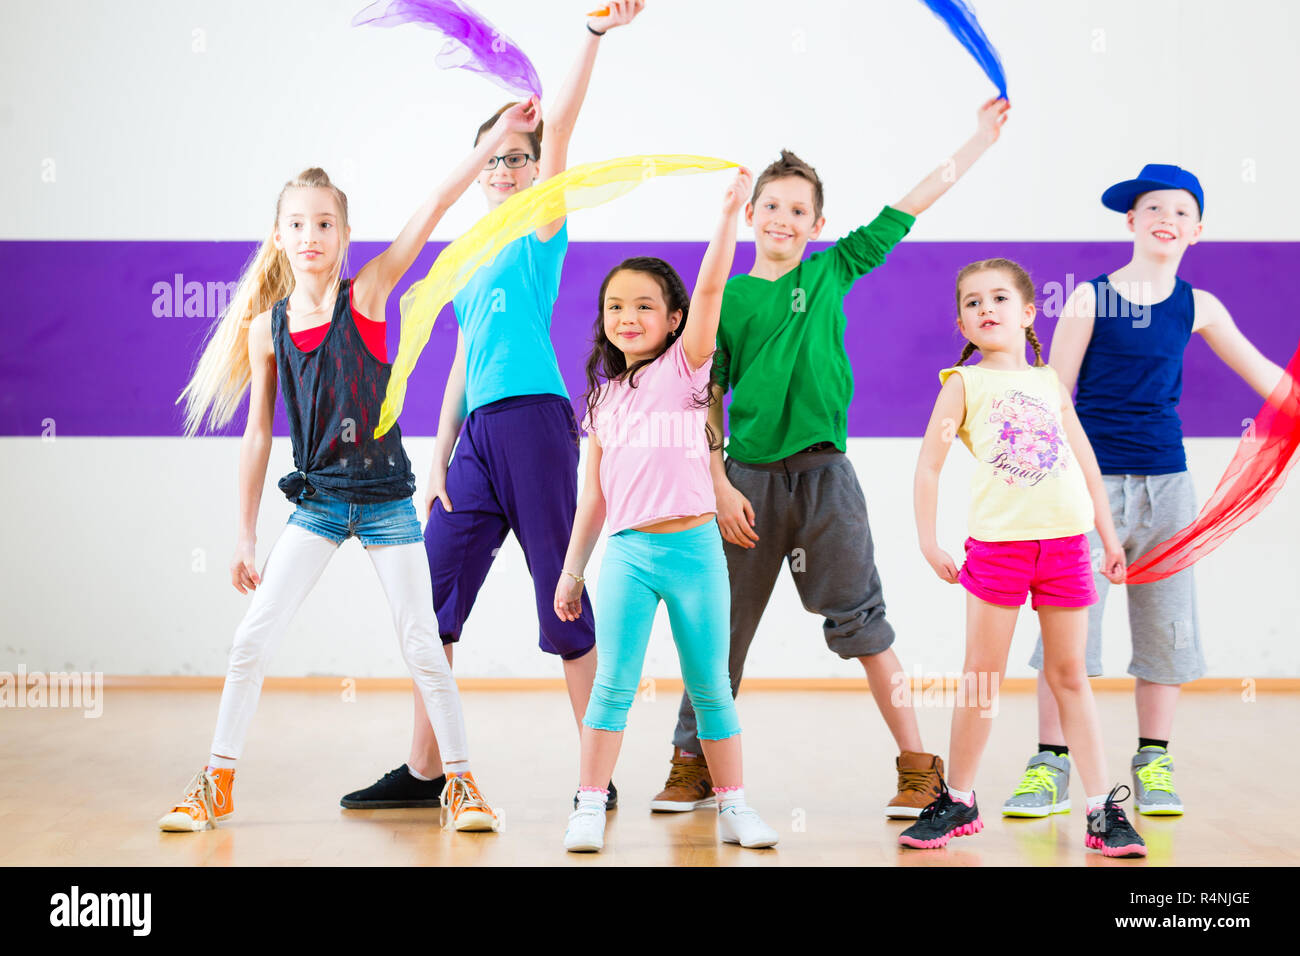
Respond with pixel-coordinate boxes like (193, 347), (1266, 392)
(584, 519), (741, 741)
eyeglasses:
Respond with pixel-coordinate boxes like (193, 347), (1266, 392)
(484, 152), (534, 171)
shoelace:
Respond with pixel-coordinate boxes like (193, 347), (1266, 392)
(917, 782), (956, 822)
(1012, 764), (1059, 797)
(897, 767), (936, 794)
(665, 758), (708, 790)
(1093, 785), (1135, 834)
(1134, 754), (1176, 794)
(176, 770), (218, 827)
(439, 775), (494, 830)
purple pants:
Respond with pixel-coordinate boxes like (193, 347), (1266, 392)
(425, 394), (596, 659)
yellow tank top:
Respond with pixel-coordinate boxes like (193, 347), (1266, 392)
(938, 364), (1094, 542)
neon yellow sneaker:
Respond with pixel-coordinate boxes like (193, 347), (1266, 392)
(1131, 747), (1184, 815)
(1002, 752), (1071, 817)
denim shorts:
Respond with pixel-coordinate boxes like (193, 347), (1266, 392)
(286, 488), (423, 547)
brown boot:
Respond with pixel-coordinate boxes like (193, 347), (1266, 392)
(886, 752), (944, 819)
(649, 747), (715, 812)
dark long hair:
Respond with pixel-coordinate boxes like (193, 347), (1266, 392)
(582, 257), (722, 451)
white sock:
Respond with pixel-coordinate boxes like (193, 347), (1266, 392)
(948, 786), (974, 806)
(408, 766), (434, 782)
(207, 755), (236, 770)
(1086, 793), (1110, 813)
(716, 788), (746, 811)
(576, 788), (608, 810)
(443, 761), (471, 777)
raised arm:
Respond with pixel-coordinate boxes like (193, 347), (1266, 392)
(231, 309), (277, 595)
(1192, 289), (1289, 400)
(914, 372), (966, 583)
(683, 168), (751, 371)
(535, 0), (645, 241)
(1047, 281), (1096, 394)
(352, 99), (540, 315)
(893, 98), (1009, 218)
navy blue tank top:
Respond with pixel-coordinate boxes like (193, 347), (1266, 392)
(272, 279), (416, 504)
(1074, 274), (1194, 475)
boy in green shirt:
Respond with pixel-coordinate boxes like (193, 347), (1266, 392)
(652, 98), (1010, 818)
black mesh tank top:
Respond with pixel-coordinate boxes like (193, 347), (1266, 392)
(272, 279), (416, 504)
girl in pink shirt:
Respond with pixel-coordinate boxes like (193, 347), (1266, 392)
(551, 169), (778, 853)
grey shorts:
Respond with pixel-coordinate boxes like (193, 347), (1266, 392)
(723, 449), (896, 660)
(1029, 471), (1204, 684)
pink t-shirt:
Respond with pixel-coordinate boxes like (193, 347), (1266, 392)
(586, 337), (717, 534)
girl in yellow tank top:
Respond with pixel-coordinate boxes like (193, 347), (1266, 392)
(904, 258), (1146, 858)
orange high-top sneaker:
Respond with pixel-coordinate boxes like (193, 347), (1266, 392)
(439, 772), (499, 832)
(158, 767), (235, 832)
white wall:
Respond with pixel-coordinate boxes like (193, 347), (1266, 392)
(2, 0), (1298, 243)
(2, 435), (1296, 678)
(2, 0), (1298, 678)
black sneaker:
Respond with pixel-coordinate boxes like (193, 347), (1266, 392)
(572, 779), (618, 812)
(898, 782), (983, 849)
(340, 764), (445, 809)
(1085, 785), (1148, 858)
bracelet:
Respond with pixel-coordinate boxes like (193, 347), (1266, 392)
(586, 23), (606, 36)
(564, 570), (586, 585)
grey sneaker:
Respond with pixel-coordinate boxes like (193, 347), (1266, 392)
(1002, 752), (1072, 817)
(1131, 747), (1184, 815)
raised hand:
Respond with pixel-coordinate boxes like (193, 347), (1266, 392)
(497, 96), (541, 136)
(588, 0), (646, 32)
(976, 96), (1010, 146)
(722, 166), (753, 216)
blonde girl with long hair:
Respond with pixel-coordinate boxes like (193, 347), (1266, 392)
(160, 100), (539, 834)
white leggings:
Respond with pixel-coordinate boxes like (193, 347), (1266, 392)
(210, 524), (468, 767)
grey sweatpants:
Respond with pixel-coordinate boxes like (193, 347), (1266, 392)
(1028, 471), (1204, 684)
(672, 449), (896, 754)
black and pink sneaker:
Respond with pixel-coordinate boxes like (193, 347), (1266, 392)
(898, 783), (983, 849)
(1085, 785), (1147, 858)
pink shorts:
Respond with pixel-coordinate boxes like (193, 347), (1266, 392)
(958, 534), (1098, 609)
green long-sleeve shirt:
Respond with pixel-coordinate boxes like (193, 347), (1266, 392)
(716, 205), (915, 463)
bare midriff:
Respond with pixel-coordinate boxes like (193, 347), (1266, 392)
(631, 513), (716, 534)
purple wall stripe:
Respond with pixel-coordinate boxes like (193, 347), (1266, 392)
(0, 239), (1295, 438)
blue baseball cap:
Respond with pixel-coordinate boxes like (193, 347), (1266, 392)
(1101, 164), (1204, 216)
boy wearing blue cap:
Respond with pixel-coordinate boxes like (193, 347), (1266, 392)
(1001, 165), (1287, 819)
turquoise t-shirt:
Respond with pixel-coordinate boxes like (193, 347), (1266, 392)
(452, 221), (570, 413)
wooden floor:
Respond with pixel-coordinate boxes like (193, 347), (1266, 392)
(2, 687), (1295, 866)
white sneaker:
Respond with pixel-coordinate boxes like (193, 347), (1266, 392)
(564, 805), (606, 852)
(718, 805), (779, 848)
